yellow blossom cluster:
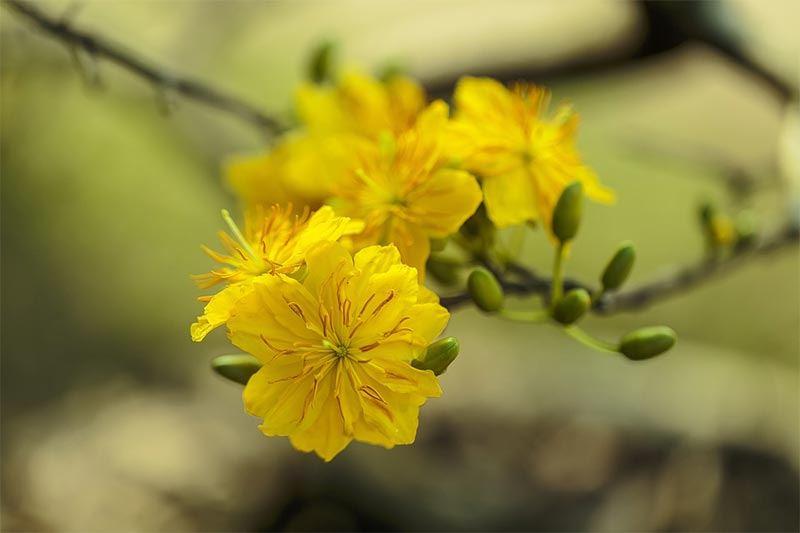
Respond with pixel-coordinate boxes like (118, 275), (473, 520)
(192, 68), (613, 461)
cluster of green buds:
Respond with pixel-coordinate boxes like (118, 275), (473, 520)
(466, 182), (676, 361)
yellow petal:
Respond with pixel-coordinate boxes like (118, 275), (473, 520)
(385, 75), (427, 133)
(454, 76), (516, 128)
(388, 221), (430, 278)
(294, 82), (346, 135)
(224, 151), (294, 209)
(402, 302), (450, 346)
(303, 241), (354, 299)
(245, 361), (310, 435)
(406, 168), (482, 237)
(482, 168), (539, 228)
(347, 264), (419, 344)
(418, 285), (440, 305)
(289, 396), (353, 462)
(353, 244), (403, 278)
(350, 364), (432, 446)
(335, 359), (364, 434)
(191, 282), (255, 342)
(294, 206), (364, 253)
(226, 275), (323, 361)
(361, 359), (442, 396)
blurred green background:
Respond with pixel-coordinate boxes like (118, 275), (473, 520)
(1, 1), (798, 531)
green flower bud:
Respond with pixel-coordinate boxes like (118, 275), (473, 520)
(619, 326), (677, 361)
(308, 40), (336, 84)
(412, 337), (459, 375)
(467, 267), (504, 312)
(552, 181), (584, 243)
(211, 354), (262, 385)
(552, 288), (591, 325)
(426, 256), (461, 286)
(601, 242), (636, 291)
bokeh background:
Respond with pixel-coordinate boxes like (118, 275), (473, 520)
(2, 1), (798, 531)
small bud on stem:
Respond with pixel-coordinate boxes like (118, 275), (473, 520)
(468, 267), (505, 312)
(552, 182), (584, 243)
(211, 354), (262, 385)
(552, 288), (591, 325)
(412, 337), (459, 375)
(619, 326), (677, 360)
(601, 242), (636, 291)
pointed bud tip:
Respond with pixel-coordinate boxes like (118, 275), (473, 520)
(467, 267), (504, 312)
(619, 326), (676, 361)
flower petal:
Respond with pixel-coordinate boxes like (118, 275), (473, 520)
(405, 168), (482, 237)
(245, 360), (309, 435)
(388, 221), (430, 278)
(482, 168), (538, 228)
(227, 275), (323, 361)
(191, 282), (255, 342)
(303, 241), (354, 300)
(289, 394), (353, 462)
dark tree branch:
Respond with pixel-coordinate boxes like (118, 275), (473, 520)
(3, 0), (285, 137)
(595, 224), (799, 314)
(441, 224), (799, 313)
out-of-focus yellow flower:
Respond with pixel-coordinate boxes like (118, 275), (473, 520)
(227, 71), (427, 212)
(448, 76), (614, 230)
(332, 101), (483, 275)
(191, 205), (363, 341)
(227, 242), (447, 461)
(225, 135), (344, 212)
(296, 70), (426, 138)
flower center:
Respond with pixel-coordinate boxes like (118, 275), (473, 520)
(322, 339), (349, 358)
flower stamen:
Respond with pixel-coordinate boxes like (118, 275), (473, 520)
(221, 208), (260, 264)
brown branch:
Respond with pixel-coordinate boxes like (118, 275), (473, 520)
(3, 0), (285, 137)
(440, 224), (799, 313)
(595, 224), (799, 314)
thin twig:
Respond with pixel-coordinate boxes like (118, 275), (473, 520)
(596, 224), (799, 314)
(3, 0), (285, 137)
(441, 225), (799, 313)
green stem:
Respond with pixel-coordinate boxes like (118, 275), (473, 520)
(562, 326), (619, 353)
(551, 242), (565, 309)
(499, 309), (550, 323)
(591, 288), (606, 305)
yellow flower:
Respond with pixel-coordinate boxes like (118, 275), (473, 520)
(296, 70), (426, 139)
(332, 101), (483, 275)
(226, 134), (347, 213)
(448, 76), (614, 230)
(227, 242), (447, 461)
(227, 71), (426, 212)
(191, 205), (363, 341)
